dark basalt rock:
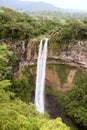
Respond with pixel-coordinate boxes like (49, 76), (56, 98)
(45, 94), (61, 118)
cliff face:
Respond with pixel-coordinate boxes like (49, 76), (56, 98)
(57, 41), (87, 68)
(25, 39), (87, 69)
(1, 39), (87, 70)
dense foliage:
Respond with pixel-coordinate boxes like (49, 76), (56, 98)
(0, 44), (13, 80)
(50, 20), (87, 46)
(0, 80), (70, 130)
(62, 71), (87, 129)
(0, 7), (59, 40)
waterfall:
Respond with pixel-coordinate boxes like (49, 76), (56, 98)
(35, 38), (48, 113)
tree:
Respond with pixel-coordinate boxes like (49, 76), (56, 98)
(0, 44), (13, 80)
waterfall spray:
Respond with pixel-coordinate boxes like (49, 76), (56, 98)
(35, 38), (48, 113)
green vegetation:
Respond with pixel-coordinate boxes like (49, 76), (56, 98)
(0, 44), (13, 80)
(31, 10), (87, 21)
(46, 65), (87, 129)
(0, 7), (59, 40)
(62, 70), (87, 129)
(0, 80), (70, 130)
(10, 66), (36, 103)
(50, 20), (87, 47)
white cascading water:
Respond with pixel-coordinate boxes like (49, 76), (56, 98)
(35, 38), (48, 113)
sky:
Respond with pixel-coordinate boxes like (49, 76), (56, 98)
(20, 0), (87, 10)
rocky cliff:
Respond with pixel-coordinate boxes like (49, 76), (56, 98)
(1, 39), (87, 70)
(18, 39), (87, 69)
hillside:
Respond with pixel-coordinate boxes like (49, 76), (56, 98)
(31, 10), (87, 21)
(0, 0), (87, 21)
(1, 0), (87, 13)
(0, 0), (61, 12)
(0, 7), (87, 130)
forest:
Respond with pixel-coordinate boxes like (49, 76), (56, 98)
(0, 6), (87, 130)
